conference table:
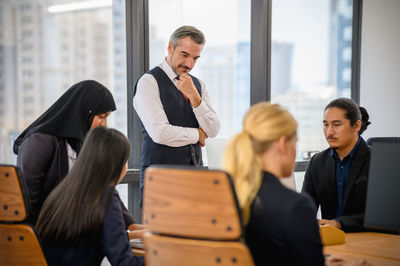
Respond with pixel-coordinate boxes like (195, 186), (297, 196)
(324, 232), (400, 265)
(132, 247), (145, 256)
(132, 232), (400, 262)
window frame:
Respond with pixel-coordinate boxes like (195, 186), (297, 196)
(124, 0), (363, 221)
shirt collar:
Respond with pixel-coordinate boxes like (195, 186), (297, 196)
(159, 58), (178, 81)
(330, 136), (362, 160)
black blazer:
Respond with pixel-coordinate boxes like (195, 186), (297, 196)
(302, 137), (370, 232)
(245, 172), (324, 266)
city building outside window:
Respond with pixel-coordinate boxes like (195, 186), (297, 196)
(0, 0), (128, 203)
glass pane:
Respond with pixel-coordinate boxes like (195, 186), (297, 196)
(271, 0), (353, 160)
(0, 0), (128, 204)
(148, 0), (251, 137)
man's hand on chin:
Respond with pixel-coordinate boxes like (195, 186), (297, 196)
(177, 73), (202, 107)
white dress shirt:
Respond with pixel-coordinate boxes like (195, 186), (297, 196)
(66, 142), (77, 171)
(133, 59), (220, 147)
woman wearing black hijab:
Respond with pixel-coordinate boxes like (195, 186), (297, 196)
(13, 80), (138, 231)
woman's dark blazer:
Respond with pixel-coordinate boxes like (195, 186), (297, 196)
(301, 137), (370, 232)
(16, 133), (135, 226)
(245, 171), (324, 266)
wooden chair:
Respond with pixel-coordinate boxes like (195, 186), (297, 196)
(0, 164), (47, 266)
(142, 166), (254, 266)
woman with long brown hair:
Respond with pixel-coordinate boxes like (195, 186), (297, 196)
(36, 127), (143, 265)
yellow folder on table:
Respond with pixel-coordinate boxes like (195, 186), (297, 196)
(319, 225), (345, 246)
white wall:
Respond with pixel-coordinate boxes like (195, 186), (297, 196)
(360, 0), (400, 139)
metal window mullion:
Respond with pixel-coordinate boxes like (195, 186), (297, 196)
(251, 0), (272, 104)
(126, 0), (149, 223)
(351, 0), (363, 104)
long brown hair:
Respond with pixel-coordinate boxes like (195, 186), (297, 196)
(36, 127), (130, 242)
(224, 102), (297, 224)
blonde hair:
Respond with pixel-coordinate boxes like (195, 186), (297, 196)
(223, 102), (297, 224)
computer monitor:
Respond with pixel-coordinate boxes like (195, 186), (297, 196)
(364, 141), (400, 232)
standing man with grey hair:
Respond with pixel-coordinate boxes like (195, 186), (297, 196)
(133, 25), (220, 202)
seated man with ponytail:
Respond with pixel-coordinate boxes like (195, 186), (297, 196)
(302, 98), (372, 232)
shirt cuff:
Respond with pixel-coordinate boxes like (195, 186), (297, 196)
(188, 127), (200, 144)
(192, 99), (206, 113)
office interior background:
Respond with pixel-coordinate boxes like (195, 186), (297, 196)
(0, 0), (399, 221)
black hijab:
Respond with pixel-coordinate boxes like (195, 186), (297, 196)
(13, 80), (116, 154)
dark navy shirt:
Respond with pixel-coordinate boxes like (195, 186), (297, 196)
(331, 137), (361, 218)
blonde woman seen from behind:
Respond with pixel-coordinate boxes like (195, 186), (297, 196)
(223, 103), (371, 266)
(224, 102), (324, 266)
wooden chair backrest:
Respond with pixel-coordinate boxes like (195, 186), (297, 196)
(0, 165), (27, 222)
(143, 233), (254, 266)
(142, 167), (243, 240)
(0, 224), (47, 266)
(0, 164), (48, 266)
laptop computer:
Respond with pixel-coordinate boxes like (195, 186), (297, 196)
(364, 141), (400, 232)
(129, 238), (143, 249)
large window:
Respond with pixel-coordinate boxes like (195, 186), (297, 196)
(0, 0), (128, 202)
(1, 0), (361, 219)
(271, 0), (354, 160)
